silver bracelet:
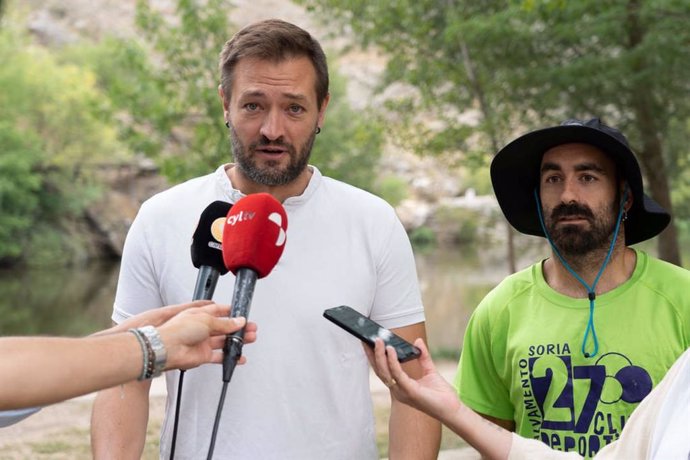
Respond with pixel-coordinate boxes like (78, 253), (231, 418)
(129, 326), (167, 380)
(137, 325), (168, 379)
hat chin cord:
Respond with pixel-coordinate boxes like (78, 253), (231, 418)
(533, 187), (628, 358)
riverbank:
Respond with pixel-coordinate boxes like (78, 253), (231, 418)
(0, 362), (479, 459)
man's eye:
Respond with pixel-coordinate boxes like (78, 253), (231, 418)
(544, 175), (560, 184)
(288, 105), (304, 114)
(244, 103), (259, 111)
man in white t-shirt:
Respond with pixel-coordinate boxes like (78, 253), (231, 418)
(90, 19), (440, 460)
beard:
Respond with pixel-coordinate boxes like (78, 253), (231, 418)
(228, 125), (316, 186)
(544, 197), (619, 256)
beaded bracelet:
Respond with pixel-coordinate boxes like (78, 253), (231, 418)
(129, 328), (151, 380)
(129, 326), (168, 380)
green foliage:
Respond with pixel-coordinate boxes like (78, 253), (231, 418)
(375, 175), (409, 207)
(0, 17), (125, 264)
(457, 164), (493, 196)
(433, 206), (483, 245)
(0, 124), (41, 260)
(69, 1), (386, 192)
(312, 72), (385, 191)
(300, 0), (690, 261)
(409, 226), (437, 248)
(130, 0), (235, 181)
(61, 36), (170, 158)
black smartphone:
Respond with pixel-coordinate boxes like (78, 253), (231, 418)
(323, 305), (421, 362)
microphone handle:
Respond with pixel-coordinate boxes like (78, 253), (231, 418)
(193, 266), (221, 300)
(172, 265), (221, 459)
(222, 268), (258, 382)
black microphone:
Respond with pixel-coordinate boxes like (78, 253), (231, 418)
(170, 200), (232, 460)
(190, 201), (233, 300)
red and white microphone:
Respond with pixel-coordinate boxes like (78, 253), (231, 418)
(221, 193), (288, 382)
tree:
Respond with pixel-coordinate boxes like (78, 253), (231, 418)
(311, 72), (384, 191)
(301, 0), (690, 266)
(0, 19), (127, 264)
(71, 0), (385, 193)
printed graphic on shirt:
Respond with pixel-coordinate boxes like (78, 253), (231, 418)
(519, 343), (652, 458)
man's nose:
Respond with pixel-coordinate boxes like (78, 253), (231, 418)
(560, 177), (580, 203)
(259, 109), (285, 141)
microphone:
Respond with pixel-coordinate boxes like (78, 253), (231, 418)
(191, 201), (233, 300)
(221, 193), (288, 382)
(171, 200), (233, 460)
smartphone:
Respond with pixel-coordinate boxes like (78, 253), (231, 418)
(323, 305), (421, 362)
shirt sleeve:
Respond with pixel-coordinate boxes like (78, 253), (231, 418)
(368, 207), (425, 330)
(112, 200), (164, 324)
(455, 293), (514, 420)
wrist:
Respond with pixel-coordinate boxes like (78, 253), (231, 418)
(129, 326), (168, 380)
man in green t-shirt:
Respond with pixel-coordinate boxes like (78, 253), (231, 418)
(455, 118), (690, 458)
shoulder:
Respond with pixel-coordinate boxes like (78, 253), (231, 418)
(642, 252), (690, 280)
(319, 176), (394, 212)
(143, 173), (215, 210)
(314, 176), (401, 232)
(636, 251), (690, 319)
(464, 262), (540, 332)
(637, 251), (690, 296)
(136, 172), (218, 222)
(478, 264), (538, 311)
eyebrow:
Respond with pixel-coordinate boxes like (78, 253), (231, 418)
(239, 90), (309, 102)
(540, 161), (608, 174)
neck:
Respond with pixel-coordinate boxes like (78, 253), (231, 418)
(543, 244), (636, 298)
(226, 165), (313, 203)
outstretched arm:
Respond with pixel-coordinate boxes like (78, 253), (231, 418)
(0, 301), (256, 410)
(366, 337), (513, 460)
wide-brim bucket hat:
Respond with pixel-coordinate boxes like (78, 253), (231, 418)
(490, 118), (670, 245)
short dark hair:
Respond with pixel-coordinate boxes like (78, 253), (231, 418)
(219, 19), (329, 109)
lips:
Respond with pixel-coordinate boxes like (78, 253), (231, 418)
(558, 215), (590, 222)
(256, 147), (285, 154)
(253, 143), (289, 157)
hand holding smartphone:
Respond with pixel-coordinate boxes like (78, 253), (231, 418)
(323, 305), (421, 362)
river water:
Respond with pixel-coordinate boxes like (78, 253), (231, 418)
(2, 237), (681, 354)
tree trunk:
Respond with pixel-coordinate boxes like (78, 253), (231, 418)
(459, 40), (517, 273)
(626, 0), (682, 265)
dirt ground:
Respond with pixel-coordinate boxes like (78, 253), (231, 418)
(0, 363), (478, 459)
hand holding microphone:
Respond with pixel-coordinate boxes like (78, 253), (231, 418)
(221, 193), (288, 382)
(158, 303), (258, 371)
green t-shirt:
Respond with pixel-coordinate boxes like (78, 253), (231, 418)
(455, 250), (690, 458)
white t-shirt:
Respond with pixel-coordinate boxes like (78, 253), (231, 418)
(113, 165), (425, 459)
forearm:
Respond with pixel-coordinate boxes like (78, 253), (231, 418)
(388, 398), (441, 459)
(441, 403), (512, 460)
(0, 335), (141, 409)
(91, 379), (151, 459)
(386, 323), (441, 458)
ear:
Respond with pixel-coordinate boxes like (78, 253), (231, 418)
(316, 93), (330, 130)
(218, 85), (230, 122)
(621, 182), (633, 212)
